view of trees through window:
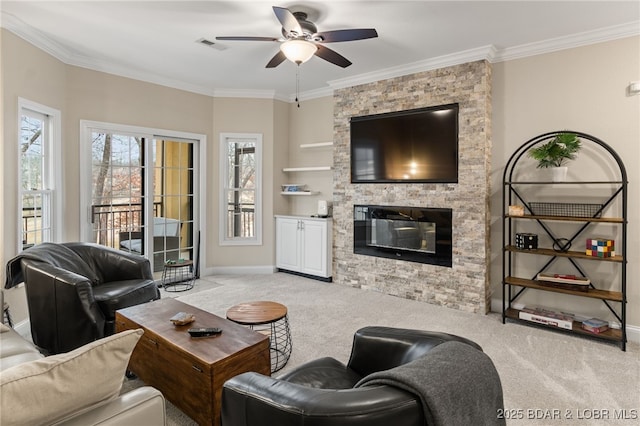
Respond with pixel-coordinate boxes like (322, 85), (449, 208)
(20, 111), (51, 248)
(225, 140), (256, 239)
(91, 132), (145, 248)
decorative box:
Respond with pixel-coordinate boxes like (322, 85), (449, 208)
(585, 238), (615, 258)
(515, 233), (538, 250)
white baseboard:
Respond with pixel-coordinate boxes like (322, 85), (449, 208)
(490, 298), (639, 346)
(204, 265), (277, 276)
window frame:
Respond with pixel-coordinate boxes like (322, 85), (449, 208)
(17, 98), (62, 251)
(219, 133), (263, 246)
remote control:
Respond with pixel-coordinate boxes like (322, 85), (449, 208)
(188, 327), (222, 337)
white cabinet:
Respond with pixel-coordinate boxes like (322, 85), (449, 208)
(275, 215), (332, 281)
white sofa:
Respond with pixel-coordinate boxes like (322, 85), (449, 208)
(0, 291), (166, 425)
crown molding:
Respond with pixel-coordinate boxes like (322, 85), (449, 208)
(493, 21), (640, 62)
(2, 11), (73, 63)
(326, 45), (496, 91)
(1, 11), (218, 97)
(3, 9), (638, 103)
(287, 85), (334, 103)
(69, 53), (219, 97)
(213, 89), (286, 101)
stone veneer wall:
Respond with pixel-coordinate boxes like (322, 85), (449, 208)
(332, 60), (492, 314)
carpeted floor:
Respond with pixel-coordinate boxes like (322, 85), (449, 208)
(123, 273), (640, 425)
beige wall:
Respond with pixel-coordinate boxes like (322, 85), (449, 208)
(491, 36), (640, 329)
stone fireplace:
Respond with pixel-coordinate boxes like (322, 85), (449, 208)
(332, 60), (492, 314)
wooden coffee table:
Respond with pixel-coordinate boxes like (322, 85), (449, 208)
(116, 298), (270, 426)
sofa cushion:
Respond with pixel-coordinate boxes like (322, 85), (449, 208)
(0, 329), (143, 425)
(0, 327), (43, 371)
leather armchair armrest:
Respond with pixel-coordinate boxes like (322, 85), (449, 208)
(222, 372), (422, 426)
(53, 386), (166, 426)
(346, 326), (482, 377)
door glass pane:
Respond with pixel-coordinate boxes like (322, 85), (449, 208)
(91, 132), (144, 250)
(152, 139), (194, 269)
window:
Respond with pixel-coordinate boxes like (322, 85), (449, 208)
(219, 133), (262, 245)
(18, 99), (61, 250)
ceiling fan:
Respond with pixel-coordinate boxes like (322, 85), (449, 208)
(216, 6), (378, 68)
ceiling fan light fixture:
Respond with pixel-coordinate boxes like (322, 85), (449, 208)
(280, 39), (317, 65)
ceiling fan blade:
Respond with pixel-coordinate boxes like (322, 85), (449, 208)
(314, 44), (352, 68)
(216, 36), (279, 42)
(316, 28), (378, 43)
(272, 6), (303, 36)
(266, 50), (287, 68)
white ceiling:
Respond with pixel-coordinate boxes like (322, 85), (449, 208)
(2, 1), (639, 101)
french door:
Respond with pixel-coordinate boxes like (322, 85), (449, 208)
(81, 122), (202, 274)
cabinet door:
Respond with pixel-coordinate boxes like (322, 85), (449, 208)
(276, 218), (301, 271)
(300, 220), (327, 277)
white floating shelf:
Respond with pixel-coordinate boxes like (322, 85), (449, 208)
(282, 166), (332, 172)
(280, 191), (319, 196)
(300, 142), (333, 149)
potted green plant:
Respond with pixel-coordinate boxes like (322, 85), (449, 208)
(527, 132), (581, 181)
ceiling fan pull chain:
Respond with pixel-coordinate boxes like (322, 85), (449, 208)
(296, 65), (301, 108)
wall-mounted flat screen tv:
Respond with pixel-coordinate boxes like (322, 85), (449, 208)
(350, 103), (459, 183)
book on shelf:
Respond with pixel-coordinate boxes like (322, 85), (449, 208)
(581, 318), (609, 334)
(518, 306), (574, 330)
(536, 273), (590, 292)
(536, 273), (590, 285)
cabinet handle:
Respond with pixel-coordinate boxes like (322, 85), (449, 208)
(192, 365), (203, 373)
(146, 338), (158, 346)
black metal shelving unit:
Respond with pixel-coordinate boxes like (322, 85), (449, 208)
(502, 131), (628, 351)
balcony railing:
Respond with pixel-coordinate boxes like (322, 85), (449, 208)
(24, 201), (255, 249)
(90, 202), (162, 248)
(226, 203), (255, 238)
(22, 206), (43, 249)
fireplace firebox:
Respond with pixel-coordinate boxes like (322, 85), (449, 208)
(353, 205), (452, 267)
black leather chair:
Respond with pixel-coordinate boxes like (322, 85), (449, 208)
(5, 242), (160, 355)
(222, 326), (505, 426)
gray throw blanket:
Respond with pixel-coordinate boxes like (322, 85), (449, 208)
(5, 242), (100, 289)
(355, 341), (505, 426)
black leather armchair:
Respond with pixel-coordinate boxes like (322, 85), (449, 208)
(5, 242), (160, 355)
(222, 326), (505, 426)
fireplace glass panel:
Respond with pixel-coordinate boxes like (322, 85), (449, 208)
(354, 205), (452, 267)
